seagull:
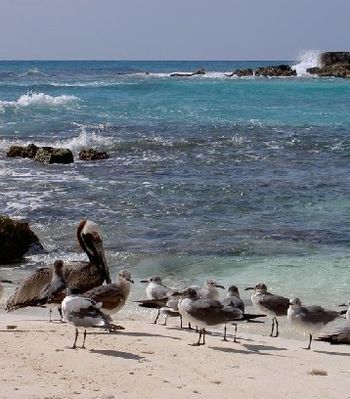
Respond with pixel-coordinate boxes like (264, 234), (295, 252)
(178, 287), (265, 346)
(245, 283), (289, 337)
(159, 294), (183, 328)
(138, 277), (174, 324)
(315, 301), (350, 345)
(339, 301), (350, 321)
(61, 288), (118, 349)
(83, 270), (134, 322)
(195, 279), (225, 300)
(287, 298), (342, 350)
(221, 285), (245, 342)
(35, 260), (67, 321)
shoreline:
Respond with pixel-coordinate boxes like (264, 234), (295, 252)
(1, 311), (349, 399)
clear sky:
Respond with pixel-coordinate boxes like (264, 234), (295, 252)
(1, 0), (349, 60)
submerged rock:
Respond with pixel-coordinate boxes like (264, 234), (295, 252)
(7, 144), (39, 158)
(0, 216), (43, 264)
(34, 146), (74, 164)
(79, 148), (109, 161)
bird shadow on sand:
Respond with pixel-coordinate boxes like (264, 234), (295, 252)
(209, 343), (288, 357)
(89, 349), (146, 360)
(89, 330), (182, 340)
(313, 350), (350, 357)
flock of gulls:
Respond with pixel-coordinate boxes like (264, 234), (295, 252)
(0, 219), (349, 350)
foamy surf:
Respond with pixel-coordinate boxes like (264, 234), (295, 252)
(292, 50), (321, 76)
(0, 92), (78, 112)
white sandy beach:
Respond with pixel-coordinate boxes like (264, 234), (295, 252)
(0, 310), (349, 399)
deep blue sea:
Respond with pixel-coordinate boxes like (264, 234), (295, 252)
(0, 58), (349, 325)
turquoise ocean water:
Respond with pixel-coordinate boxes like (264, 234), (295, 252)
(0, 58), (349, 328)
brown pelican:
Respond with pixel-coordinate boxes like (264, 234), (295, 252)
(83, 270), (134, 316)
(6, 219), (111, 312)
(61, 288), (118, 349)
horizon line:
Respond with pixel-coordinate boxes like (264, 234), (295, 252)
(0, 59), (295, 62)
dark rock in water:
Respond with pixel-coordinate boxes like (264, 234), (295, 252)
(307, 52), (350, 78)
(79, 148), (109, 161)
(170, 68), (205, 77)
(307, 63), (350, 78)
(7, 144), (39, 158)
(320, 52), (350, 67)
(255, 64), (297, 77)
(226, 68), (254, 77)
(0, 216), (43, 264)
(34, 146), (74, 164)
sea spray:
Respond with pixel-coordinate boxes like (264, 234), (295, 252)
(292, 50), (321, 76)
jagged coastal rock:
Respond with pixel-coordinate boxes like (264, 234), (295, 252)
(307, 51), (350, 78)
(255, 64), (296, 77)
(34, 147), (74, 164)
(7, 143), (39, 158)
(79, 148), (109, 161)
(226, 64), (296, 78)
(0, 216), (42, 264)
(7, 144), (74, 164)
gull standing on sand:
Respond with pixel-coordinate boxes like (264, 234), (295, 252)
(316, 301), (350, 345)
(178, 288), (265, 346)
(138, 277), (173, 324)
(83, 270), (134, 320)
(245, 283), (289, 337)
(287, 297), (341, 350)
(61, 288), (118, 349)
(36, 260), (67, 321)
(221, 285), (245, 342)
(6, 219), (111, 314)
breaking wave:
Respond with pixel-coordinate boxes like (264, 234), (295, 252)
(292, 50), (321, 76)
(0, 92), (78, 112)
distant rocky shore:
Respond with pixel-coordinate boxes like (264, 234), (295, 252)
(167, 52), (350, 78)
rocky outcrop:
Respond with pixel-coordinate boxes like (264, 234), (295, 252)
(7, 144), (74, 164)
(34, 147), (74, 164)
(7, 144), (39, 158)
(226, 65), (296, 78)
(255, 64), (296, 77)
(307, 52), (350, 78)
(0, 216), (43, 264)
(170, 68), (205, 77)
(226, 68), (254, 77)
(79, 148), (109, 161)
(320, 52), (350, 67)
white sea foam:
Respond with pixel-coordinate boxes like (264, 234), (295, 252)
(53, 127), (114, 151)
(0, 92), (78, 112)
(292, 50), (321, 76)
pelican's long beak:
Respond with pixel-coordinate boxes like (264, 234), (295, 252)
(215, 284), (225, 289)
(93, 237), (111, 284)
(339, 303), (348, 307)
(245, 287), (255, 291)
(128, 278), (135, 284)
(140, 280), (149, 284)
(0, 279), (13, 284)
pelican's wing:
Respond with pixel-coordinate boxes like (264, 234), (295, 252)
(83, 284), (124, 310)
(6, 267), (52, 311)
